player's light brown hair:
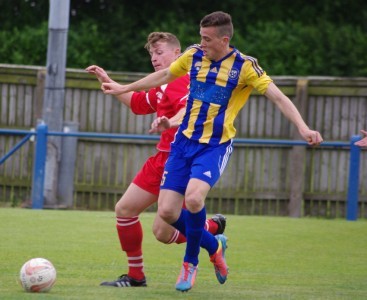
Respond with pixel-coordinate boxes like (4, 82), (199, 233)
(144, 32), (181, 51)
(200, 11), (233, 39)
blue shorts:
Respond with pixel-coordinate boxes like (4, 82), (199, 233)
(160, 133), (233, 195)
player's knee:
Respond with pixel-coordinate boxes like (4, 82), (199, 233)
(115, 199), (134, 217)
(152, 226), (167, 243)
(157, 206), (176, 224)
(184, 192), (204, 212)
(114, 201), (122, 214)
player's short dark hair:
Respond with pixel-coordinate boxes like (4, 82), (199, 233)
(200, 11), (233, 39)
(144, 32), (181, 51)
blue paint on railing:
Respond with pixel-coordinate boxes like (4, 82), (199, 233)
(346, 135), (361, 221)
(0, 134), (32, 165)
(30, 123), (48, 209)
(0, 126), (361, 217)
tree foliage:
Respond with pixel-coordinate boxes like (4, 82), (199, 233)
(0, 0), (366, 76)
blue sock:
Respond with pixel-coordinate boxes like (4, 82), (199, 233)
(171, 209), (187, 236)
(184, 207), (207, 266)
(200, 230), (218, 256)
(171, 208), (218, 257)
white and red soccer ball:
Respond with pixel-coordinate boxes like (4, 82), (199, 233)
(19, 258), (57, 292)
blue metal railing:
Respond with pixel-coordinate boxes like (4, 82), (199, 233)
(0, 133), (33, 165)
(0, 124), (362, 220)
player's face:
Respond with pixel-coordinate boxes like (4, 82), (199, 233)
(149, 42), (179, 71)
(200, 26), (229, 61)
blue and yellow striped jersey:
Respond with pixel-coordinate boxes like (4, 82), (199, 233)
(169, 45), (272, 145)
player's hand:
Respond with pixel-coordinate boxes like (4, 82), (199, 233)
(101, 82), (128, 95)
(149, 116), (171, 134)
(85, 65), (112, 84)
(355, 129), (367, 147)
(300, 129), (323, 146)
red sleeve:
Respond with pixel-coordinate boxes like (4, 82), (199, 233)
(130, 89), (158, 115)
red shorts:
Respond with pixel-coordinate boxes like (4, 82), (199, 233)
(132, 151), (169, 196)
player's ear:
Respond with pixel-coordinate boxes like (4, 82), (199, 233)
(222, 36), (230, 45)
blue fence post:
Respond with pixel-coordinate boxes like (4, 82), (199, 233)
(346, 135), (361, 221)
(31, 122), (48, 209)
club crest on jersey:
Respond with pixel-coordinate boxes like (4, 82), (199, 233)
(194, 62), (202, 71)
(228, 68), (239, 80)
(156, 91), (163, 103)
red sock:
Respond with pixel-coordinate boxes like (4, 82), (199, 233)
(116, 216), (145, 280)
(169, 218), (219, 244)
(168, 229), (187, 244)
(205, 218), (219, 235)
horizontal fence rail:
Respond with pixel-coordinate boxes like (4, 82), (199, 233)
(0, 124), (362, 221)
(0, 128), (352, 146)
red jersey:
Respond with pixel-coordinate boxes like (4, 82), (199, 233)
(130, 74), (189, 152)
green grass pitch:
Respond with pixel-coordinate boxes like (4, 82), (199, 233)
(0, 208), (366, 299)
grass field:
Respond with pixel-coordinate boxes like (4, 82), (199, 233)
(0, 208), (366, 299)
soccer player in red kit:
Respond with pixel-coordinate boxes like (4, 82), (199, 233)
(86, 32), (226, 287)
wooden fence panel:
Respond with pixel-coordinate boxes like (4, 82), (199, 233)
(0, 65), (366, 217)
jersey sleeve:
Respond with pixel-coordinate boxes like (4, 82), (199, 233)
(130, 89), (158, 115)
(169, 48), (194, 78)
(243, 57), (273, 94)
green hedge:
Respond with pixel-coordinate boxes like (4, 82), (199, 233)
(0, 1), (366, 76)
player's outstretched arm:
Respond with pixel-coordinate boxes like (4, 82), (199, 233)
(355, 129), (367, 147)
(265, 82), (323, 146)
(102, 68), (176, 96)
(86, 65), (134, 107)
(86, 65), (114, 84)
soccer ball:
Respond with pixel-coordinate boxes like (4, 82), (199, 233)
(19, 258), (57, 292)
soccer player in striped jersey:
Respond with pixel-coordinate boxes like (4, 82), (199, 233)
(101, 12), (323, 292)
(86, 32), (226, 288)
